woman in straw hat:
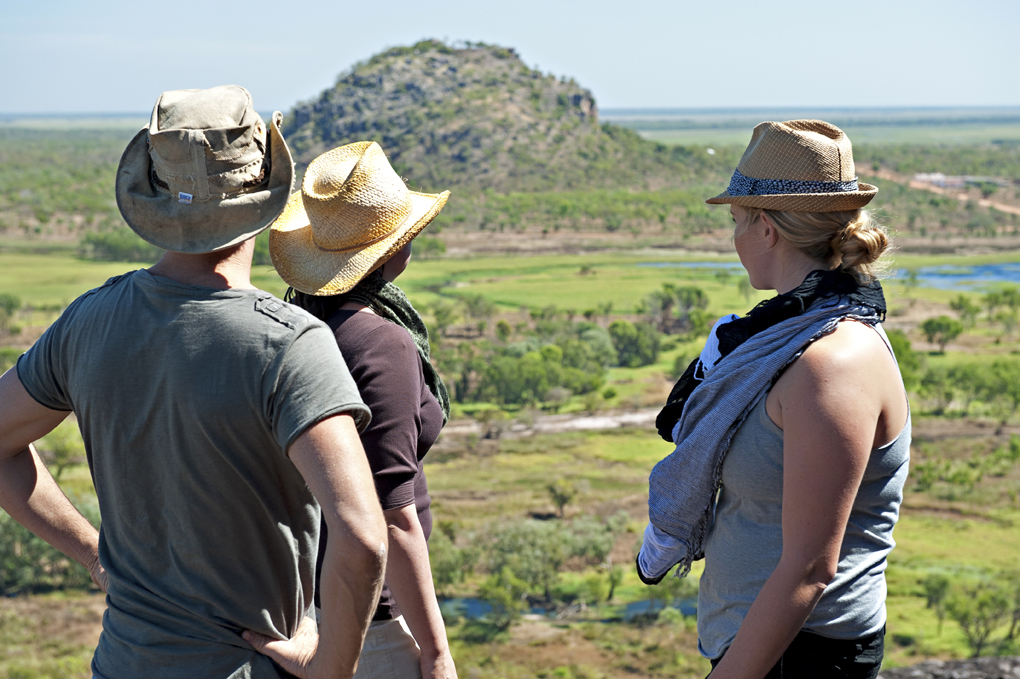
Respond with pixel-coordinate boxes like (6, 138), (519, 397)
(638, 120), (910, 678)
(270, 141), (456, 679)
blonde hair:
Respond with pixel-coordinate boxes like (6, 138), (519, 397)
(742, 207), (889, 282)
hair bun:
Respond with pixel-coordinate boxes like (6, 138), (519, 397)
(834, 210), (887, 276)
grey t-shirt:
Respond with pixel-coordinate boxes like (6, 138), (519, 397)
(17, 269), (370, 679)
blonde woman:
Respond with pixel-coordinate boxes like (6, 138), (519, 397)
(268, 142), (456, 679)
(639, 121), (910, 679)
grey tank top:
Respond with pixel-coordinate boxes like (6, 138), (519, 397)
(697, 349), (911, 659)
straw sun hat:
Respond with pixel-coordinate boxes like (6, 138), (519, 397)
(269, 141), (449, 296)
(116, 85), (294, 253)
(707, 119), (877, 212)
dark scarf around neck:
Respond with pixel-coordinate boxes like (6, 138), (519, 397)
(287, 271), (451, 425)
(654, 269), (886, 442)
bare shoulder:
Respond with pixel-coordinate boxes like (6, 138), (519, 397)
(795, 319), (894, 374)
(777, 320), (903, 402)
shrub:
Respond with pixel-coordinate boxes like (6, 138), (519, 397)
(78, 228), (162, 263)
(608, 320), (660, 367)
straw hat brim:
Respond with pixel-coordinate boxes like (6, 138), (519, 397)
(706, 181), (878, 212)
(115, 112), (294, 254)
(270, 189), (450, 295)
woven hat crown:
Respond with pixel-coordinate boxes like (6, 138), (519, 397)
(146, 85), (268, 202)
(738, 120), (855, 183)
(301, 142), (412, 252)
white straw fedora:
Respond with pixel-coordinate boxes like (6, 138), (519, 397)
(269, 141), (449, 296)
(116, 85), (294, 253)
(707, 120), (877, 212)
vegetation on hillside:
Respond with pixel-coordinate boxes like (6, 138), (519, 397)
(284, 40), (736, 192)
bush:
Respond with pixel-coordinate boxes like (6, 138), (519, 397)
(0, 495), (100, 594)
(478, 567), (529, 630)
(608, 320), (660, 367)
(78, 228), (162, 263)
(946, 579), (1011, 657)
(429, 528), (478, 599)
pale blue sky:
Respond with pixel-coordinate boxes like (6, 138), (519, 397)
(1, 0), (1017, 113)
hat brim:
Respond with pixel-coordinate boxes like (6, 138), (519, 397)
(269, 189), (450, 296)
(115, 112), (294, 254)
(705, 182), (878, 212)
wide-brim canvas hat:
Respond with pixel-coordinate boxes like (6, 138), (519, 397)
(116, 85), (294, 253)
(269, 141), (449, 296)
(707, 119), (877, 212)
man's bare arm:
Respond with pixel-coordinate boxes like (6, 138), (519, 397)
(244, 413), (387, 679)
(0, 367), (107, 591)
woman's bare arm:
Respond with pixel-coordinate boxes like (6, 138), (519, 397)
(384, 504), (457, 679)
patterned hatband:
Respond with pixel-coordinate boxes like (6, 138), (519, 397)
(726, 169), (859, 197)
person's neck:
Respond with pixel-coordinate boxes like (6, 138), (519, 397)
(770, 249), (829, 295)
(147, 239), (256, 290)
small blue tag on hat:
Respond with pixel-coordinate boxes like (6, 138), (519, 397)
(178, 192), (193, 204)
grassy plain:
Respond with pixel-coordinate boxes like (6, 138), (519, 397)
(3, 248), (1020, 677)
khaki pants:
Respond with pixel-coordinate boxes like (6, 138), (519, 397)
(354, 616), (423, 679)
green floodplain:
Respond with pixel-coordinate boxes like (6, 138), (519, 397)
(2, 102), (1020, 677)
(3, 246), (1020, 677)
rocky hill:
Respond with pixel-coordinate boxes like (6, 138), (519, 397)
(283, 40), (726, 193)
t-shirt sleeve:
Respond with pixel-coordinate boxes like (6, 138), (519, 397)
(267, 322), (371, 454)
(16, 307), (73, 411)
(351, 324), (424, 511)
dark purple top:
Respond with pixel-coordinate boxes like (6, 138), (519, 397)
(315, 309), (444, 620)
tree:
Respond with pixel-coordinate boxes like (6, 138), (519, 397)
(737, 277), (753, 304)
(547, 479), (577, 518)
(608, 320), (660, 367)
(946, 580), (1011, 657)
(39, 420), (85, 481)
(674, 286), (709, 332)
(604, 560), (625, 602)
(430, 301), (459, 337)
(478, 567), (529, 631)
(885, 329), (922, 390)
(923, 573), (951, 635)
(487, 521), (569, 601)
(463, 294), (496, 323)
(0, 293), (21, 333)
(949, 294), (981, 328)
(903, 268), (920, 305)
(428, 528), (477, 599)
(921, 315), (964, 352)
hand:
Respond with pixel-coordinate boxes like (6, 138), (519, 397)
(421, 648), (458, 679)
(243, 617), (320, 679)
(89, 560), (109, 593)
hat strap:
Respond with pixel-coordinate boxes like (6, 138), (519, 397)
(727, 169), (859, 197)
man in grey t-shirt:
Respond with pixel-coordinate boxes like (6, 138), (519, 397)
(0, 86), (386, 679)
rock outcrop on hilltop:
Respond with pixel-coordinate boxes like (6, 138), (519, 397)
(283, 40), (717, 192)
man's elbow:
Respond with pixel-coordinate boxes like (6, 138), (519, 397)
(328, 506), (388, 576)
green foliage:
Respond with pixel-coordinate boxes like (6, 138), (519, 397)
(78, 227), (162, 263)
(946, 579), (1011, 657)
(411, 236), (446, 259)
(282, 40), (735, 194)
(885, 329), (922, 390)
(428, 527), (478, 599)
(478, 567), (529, 631)
(0, 496), (99, 594)
(0, 293), (21, 332)
(949, 294), (981, 327)
(923, 573), (951, 635)
(252, 230), (272, 266)
(485, 515), (626, 601)
(38, 420), (86, 481)
(920, 315), (964, 352)
(0, 347), (22, 373)
(547, 479), (577, 518)
(608, 320), (660, 367)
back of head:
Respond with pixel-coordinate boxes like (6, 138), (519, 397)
(744, 207), (889, 282)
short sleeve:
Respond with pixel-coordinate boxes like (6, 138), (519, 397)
(348, 324), (424, 510)
(266, 322), (371, 454)
(16, 310), (73, 411)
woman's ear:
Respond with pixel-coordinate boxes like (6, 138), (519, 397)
(759, 212), (780, 249)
